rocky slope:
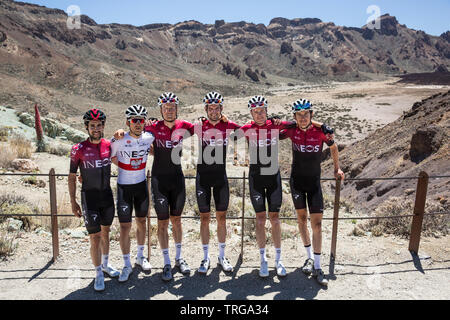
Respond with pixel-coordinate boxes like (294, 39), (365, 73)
(322, 91), (450, 211)
(0, 0), (449, 124)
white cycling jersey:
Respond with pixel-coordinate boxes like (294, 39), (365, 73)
(111, 132), (155, 185)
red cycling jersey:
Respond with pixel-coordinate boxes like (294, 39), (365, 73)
(280, 125), (334, 177)
(145, 120), (194, 176)
(69, 138), (112, 191)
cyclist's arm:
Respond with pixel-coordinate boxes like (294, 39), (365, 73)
(329, 142), (344, 181)
(111, 156), (118, 166)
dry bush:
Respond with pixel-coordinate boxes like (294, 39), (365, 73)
(0, 193), (34, 230)
(0, 144), (16, 169)
(0, 227), (18, 258)
(360, 196), (450, 238)
(10, 134), (32, 159)
(48, 144), (71, 157)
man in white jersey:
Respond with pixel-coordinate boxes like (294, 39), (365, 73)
(111, 105), (155, 282)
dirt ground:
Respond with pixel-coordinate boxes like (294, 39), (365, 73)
(0, 216), (449, 300)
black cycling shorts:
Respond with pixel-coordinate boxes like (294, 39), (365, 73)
(116, 180), (149, 223)
(248, 171), (282, 213)
(289, 175), (323, 213)
(151, 174), (186, 220)
(196, 172), (229, 214)
(81, 188), (115, 234)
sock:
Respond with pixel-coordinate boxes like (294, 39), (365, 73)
(137, 245), (145, 259)
(260, 248), (267, 263)
(175, 243), (182, 261)
(218, 243), (226, 259)
(95, 265), (103, 278)
(162, 249), (170, 266)
(123, 254), (132, 268)
(202, 244), (209, 260)
(275, 248), (281, 263)
(305, 245), (312, 260)
(314, 252), (321, 270)
(101, 254), (109, 268)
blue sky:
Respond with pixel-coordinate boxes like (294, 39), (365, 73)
(22, 0), (449, 36)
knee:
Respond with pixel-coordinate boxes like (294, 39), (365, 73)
(90, 232), (101, 244)
(120, 223), (131, 232)
(312, 219), (322, 230)
(297, 214), (308, 225)
(216, 213), (226, 224)
(269, 216), (280, 227)
(256, 216), (266, 228)
(200, 214), (211, 224)
(136, 218), (146, 226)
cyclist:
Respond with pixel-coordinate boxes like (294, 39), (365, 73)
(280, 99), (344, 286)
(110, 105), (155, 282)
(68, 108), (120, 292)
(195, 92), (241, 274)
(231, 96), (299, 278)
(144, 92), (195, 281)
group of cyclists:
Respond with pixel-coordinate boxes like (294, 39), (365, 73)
(68, 91), (344, 292)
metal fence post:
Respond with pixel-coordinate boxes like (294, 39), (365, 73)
(330, 178), (342, 261)
(240, 172), (246, 260)
(49, 168), (59, 261)
(147, 170), (152, 259)
(408, 171), (429, 254)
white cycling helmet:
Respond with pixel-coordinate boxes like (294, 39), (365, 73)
(203, 91), (224, 105)
(158, 92), (179, 106)
(248, 95), (268, 109)
(126, 104), (147, 119)
(291, 99), (312, 112)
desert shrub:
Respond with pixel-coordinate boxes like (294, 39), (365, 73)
(360, 196), (450, 238)
(10, 134), (32, 159)
(48, 143), (71, 157)
(0, 227), (18, 258)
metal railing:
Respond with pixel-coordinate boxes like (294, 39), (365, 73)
(1, 169), (449, 267)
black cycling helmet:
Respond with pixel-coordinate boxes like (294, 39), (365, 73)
(83, 108), (106, 126)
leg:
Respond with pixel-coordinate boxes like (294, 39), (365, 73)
(119, 222), (132, 255)
(170, 215), (182, 245)
(135, 217), (147, 246)
(310, 213), (323, 254)
(255, 211), (267, 249)
(200, 212), (211, 245)
(216, 211), (227, 244)
(157, 219), (170, 250)
(268, 212), (281, 249)
(100, 225), (110, 255)
(296, 209), (311, 246)
(89, 232), (102, 267)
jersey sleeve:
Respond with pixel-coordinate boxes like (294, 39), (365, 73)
(183, 120), (195, 136)
(279, 129), (290, 140)
(143, 132), (155, 145)
(69, 144), (81, 174)
(279, 120), (297, 129)
(320, 131), (334, 147)
(110, 138), (119, 158)
(227, 121), (241, 131)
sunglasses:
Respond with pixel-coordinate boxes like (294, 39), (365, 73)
(130, 118), (145, 124)
(250, 101), (266, 108)
(161, 98), (176, 103)
(205, 99), (222, 104)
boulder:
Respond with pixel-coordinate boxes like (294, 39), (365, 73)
(409, 125), (445, 163)
(11, 159), (39, 172)
(7, 218), (23, 232)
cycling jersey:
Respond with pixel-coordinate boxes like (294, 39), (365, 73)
(145, 120), (194, 176)
(280, 125), (334, 177)
(237, 120), (296, 175)
(110, 132), (155, 185)
(194, 119), (240, 174)
(70, 138), (112, 191)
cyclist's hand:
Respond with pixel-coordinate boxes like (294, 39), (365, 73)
(335, 168), (344, 181)
(77, 175), (83, 184)
(114, 129), (125, 140)
(71, 202), (82, 218)
(150, 145), (154, 156)
(220, 114), (229, 123)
